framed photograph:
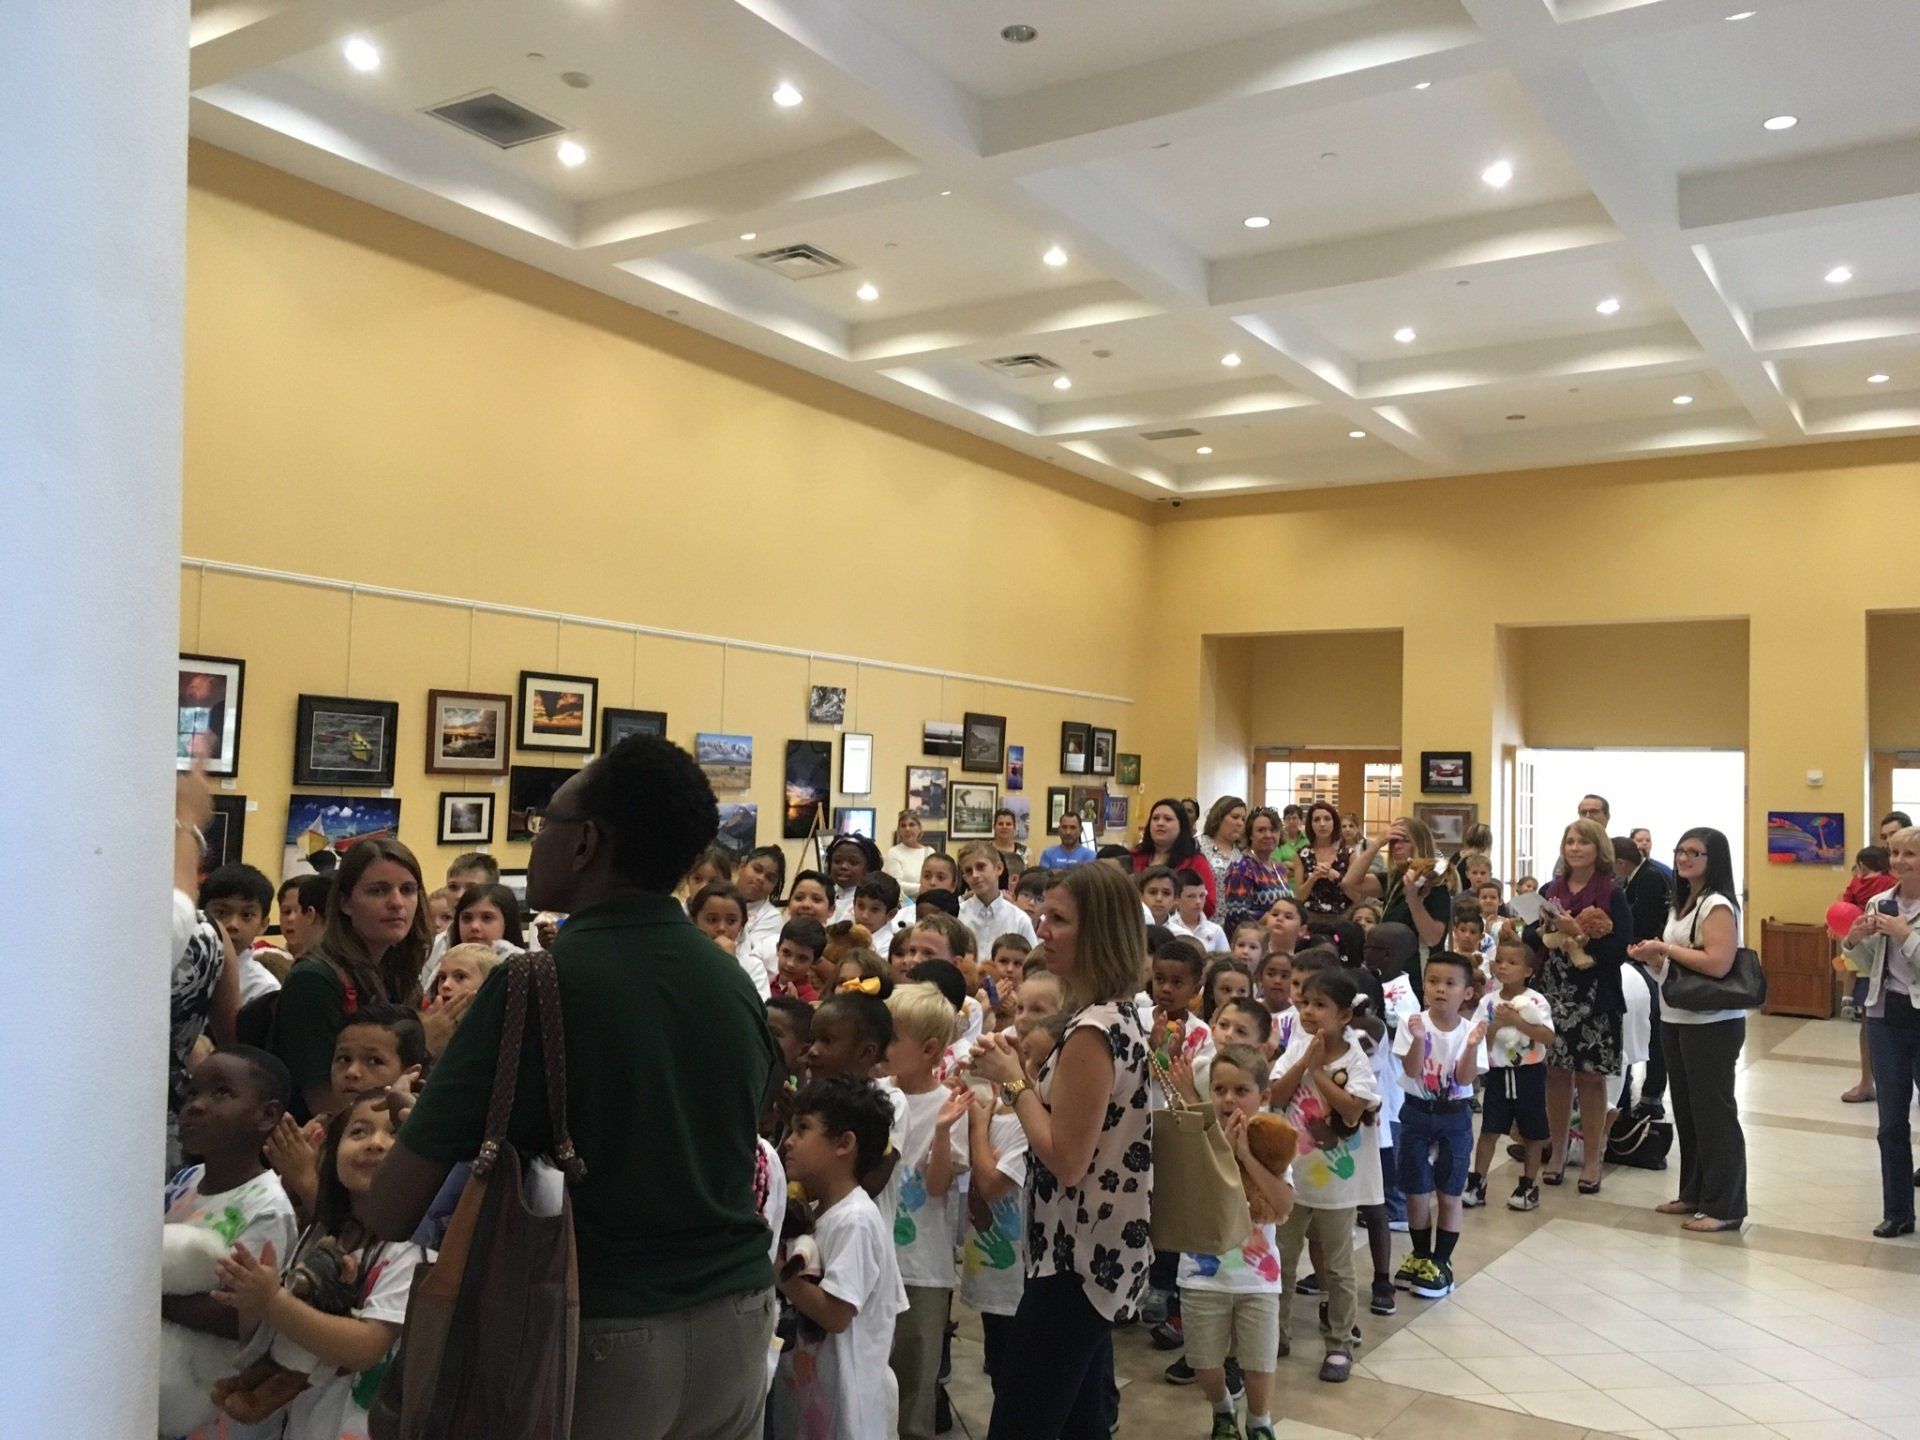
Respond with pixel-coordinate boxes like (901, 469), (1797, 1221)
(1047, 787), (1070, 835)
(841, 732), (873, 796)
(425, 689), (511, 775)
(178, 654), (245, 777)
(1413, 802), (1478, 855)
(962, 712), (1007, 774)
(922, 720), (963, 758)
(716, 802), (758, 857)
(507, 766), (576, 841)
(1420, 750), (1472, 795)
(1767, 811), (1847, 866)
(695, 733), (753, 790)
(1091, 727), (1116, 776)
(1007, 745), (1025, 792)
(835, 806), (878, 839)
(1117, 752), (1141, 787)
(784, 739), (832, 839)
(1071, 783), (1108, 837)
(497, 868), (529, 914)
(283, 794), (402, 880)
(1004, 795), (1031, 842)
(294, 694), (399, 788)
(950, 781), (999, 840)
(921, 829), (947, 854)
(807, 686), (847, 726)
(1103, 793), (1130, 835)
(1060, 722), (1091, 775)
(438, 792), (495, 845)
(199, 794), (248, 887)
(517, 671), (597, 754)
(600, 708), (667, 751)
(907, 766), (949, 823)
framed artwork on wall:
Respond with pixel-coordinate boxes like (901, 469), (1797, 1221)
(1090, 727), (1116, 776)
(425, 689), (511, 775)
(961, 712), (1007, 774)
(1047, 787), (1070, 835)
(294, 694), (399, 788)
(835, 807), (878, 839)
(950, 781), (999, 840)
(1766, 811), (1846, 866)
(178, 654), (245, 777)
(1061, 722), (1091, 775)
(438, 792), (495, 845)
(923, 721), (963, 757)
(716, 803), (758, 856)
(840, 732), (873, 795)
(695, 733), (753, 790)
(1420, 750), (1472, 795)
(921, 828), (947, 854)
(1103, 793), (1130, 836)
(1071, 783), (1108, 837)
(507, 766), (576, 841)
(517, 671), (597, 754)
(907, 766), (949, 822)
(1413, 802), (1478, 854)
(1007, 745), (1025, 792)
(198, 794), (248, 887)
(1117, 753), (1141, 786)
(784, 740), (832, 839)
(807, 686), (847, 726)
(1004, 795), (1031, 842)
(600, 707), (666, 751)
(497, 868), (529, 914)
(283, 794), (402, 880)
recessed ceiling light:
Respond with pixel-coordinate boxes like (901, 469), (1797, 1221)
(1348, 430), (1367, 439)
(1042, 245), (1068, 267)
(1673, 394), (1694, 406)
(772, 82), (804, 108)
(1414, 81), (1432, 90)
(1001, 23), (1038, 43)
(1052, 376), (1072, 391)
(343, 36), (381, 72)
(856, 282), (879, 302)
(1244, 215), (1270, 229)
(1762, 114), (1797, 131)
(1868, 373), (1891, 384)
(1393, 327), (1416, 344)
(557, 139), (587, 167)
(939, 190), (952, 196)
(1825, 265), (1853, 284)
(1196, 446), (1213, 455)
(1596, 297), (1621, 315)
(740, 232), (757, 241)
(1725, 8), (1756, 17)
(1221, 352), (1242, 368)
(1481, 159), (1513, 188)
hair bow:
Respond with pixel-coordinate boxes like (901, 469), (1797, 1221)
(838, 976), (882, 995)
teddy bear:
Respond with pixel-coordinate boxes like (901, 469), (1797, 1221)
(160, 1225), (234, 1436)
(1541, 906), (1614, 970)
(210, 1235), (363, 1424)
(1241, 1111), (1300, 1225)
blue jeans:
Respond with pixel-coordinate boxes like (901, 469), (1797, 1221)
(1868, 1007), (1920, 1226)
(1381, 1120), (1405, 1222)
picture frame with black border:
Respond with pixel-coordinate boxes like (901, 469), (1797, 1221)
(294, 694), (399, 788)
(179, 653), (246, 777)
(1060, 722), (1091, 775)
(1046, 786), (1071, 835)
(438, 791), (495, 845)
(840, 732), (873, 795)
(949, 781), (999, 840)
(923, 720), (963, 758)
(599, 707), (666, 751)
(496, 868), (529, 914)
(1090, 727), (1116, 776)
(198, 794), (247, 887)
(961, 711), (1007, 773)
(517, 670), (598, 755)
(425, 689), (512, 776)
(1420, 750), (1472, 795)
(507, 765), (577, 841)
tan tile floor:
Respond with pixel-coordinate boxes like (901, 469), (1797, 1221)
(945, 1014), (1920, 1440)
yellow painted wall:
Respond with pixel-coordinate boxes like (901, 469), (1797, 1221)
(1246, 631), (1403, 747)
(1868, 613), (1920, 749)
(182, 143), (1154, 879)
(1512, 620), (1750, 749)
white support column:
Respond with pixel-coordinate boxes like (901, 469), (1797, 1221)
(0, 3), (188, 1431)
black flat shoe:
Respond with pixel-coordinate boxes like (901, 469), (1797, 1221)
(1872, 1218), (1915, 1238)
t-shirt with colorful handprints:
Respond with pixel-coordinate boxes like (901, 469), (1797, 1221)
(280, 1238), (424, 1440)
(1477, 986), (1552, 1068)
(960, 1110), (1030, 1317)
(1147, 1011), (1215, 1111)
(876, 1079), (968, 1289)
(1275, 1027), (1380, 1209)
(1392, 1013), (1488, 1101)
(1177, 1220), (1283, 1294)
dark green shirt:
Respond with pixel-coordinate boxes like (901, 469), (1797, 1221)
(399, 894), (777, 1318)
(273, 957), (350, 1121)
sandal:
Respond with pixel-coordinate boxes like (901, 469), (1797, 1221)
(1655, 1200), (1694, 1215)
(1542, 1168), (1566, 1187)
(1682, 1216), (1742, 1233)
(1578, 1177), (1603, 1195)
(1842, 1083), (1877, 1104)
(1318, 1352), (1353, 1383)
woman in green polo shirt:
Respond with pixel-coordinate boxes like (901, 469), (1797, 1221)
(1340, 816), (1451, 959)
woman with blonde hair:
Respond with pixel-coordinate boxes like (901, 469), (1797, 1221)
(885, 807), (933, 899)
(1341, 815), (1448, 954)
(968, 863), (1152, 1438)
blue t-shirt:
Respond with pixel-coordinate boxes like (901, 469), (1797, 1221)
(1038, 843), (1098, 868)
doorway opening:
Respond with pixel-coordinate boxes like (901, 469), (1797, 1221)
(1514, 748), (1747, 897)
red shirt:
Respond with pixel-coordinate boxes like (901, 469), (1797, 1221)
(1842, 872), (1898, 909)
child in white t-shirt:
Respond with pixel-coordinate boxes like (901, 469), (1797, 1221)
(956, 843), (1037, 958)
(1467, 939), (1555, 1212)
(1390, 953), (1487, 1305)
(852, 874), (906, 963)
(1170, 870), (1230, 953)
(777, 1078), (909, 1440)
(879, 983), (968, 1440)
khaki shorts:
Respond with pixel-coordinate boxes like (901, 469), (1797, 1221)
(1178, 1286), (1280, 1372)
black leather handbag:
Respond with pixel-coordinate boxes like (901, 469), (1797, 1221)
(1661, 902), (1766, 1013)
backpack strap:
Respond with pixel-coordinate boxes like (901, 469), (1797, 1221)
(528, 951), (586, 1182)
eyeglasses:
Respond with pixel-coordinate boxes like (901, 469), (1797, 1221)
(1674, 847), (1707, 860)
(526, 809), (586, 836)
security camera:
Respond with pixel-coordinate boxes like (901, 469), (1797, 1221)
(1169, 497), (1183, 508)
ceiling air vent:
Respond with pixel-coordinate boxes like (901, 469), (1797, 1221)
(427, 91), (566, 149)
(980, 354), (1063, 378)
(744, 244), (851, 280)
(1140, 427), (1203, 440)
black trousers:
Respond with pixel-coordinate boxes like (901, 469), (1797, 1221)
(1661, 1017), (1747, 1222)
(1633, 961), (1669, 1106)
(986, 1272), (1115, 1440)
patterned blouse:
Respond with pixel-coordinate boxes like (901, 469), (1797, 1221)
(1027, 1000), (1153, 1322)
(1197, 836), (1242, 889)
(1220, 853), (1291, 936)
(1294, 842), (1354, 916)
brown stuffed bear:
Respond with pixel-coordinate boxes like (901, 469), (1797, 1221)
(1243, 1111), (1300, 1224)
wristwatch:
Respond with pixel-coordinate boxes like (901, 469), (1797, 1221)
(1000, 1078), (1030, 1108)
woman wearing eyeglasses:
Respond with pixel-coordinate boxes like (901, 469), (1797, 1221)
(1628, 828), (1747, 1233)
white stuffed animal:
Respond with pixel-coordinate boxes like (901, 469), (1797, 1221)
(160, 1224), (235, 1436)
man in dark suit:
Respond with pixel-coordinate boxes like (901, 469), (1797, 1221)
(1615, 835), (1674, 1117)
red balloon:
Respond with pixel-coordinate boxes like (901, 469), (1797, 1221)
(1827, 901), (1863, 939)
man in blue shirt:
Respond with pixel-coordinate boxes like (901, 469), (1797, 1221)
(1038, 810), (1097, 868)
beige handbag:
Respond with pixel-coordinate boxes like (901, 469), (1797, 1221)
(1147, 1051), (1253, 1256)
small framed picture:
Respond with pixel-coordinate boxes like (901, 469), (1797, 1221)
(507, 766), (576, 841)
(922, 828), (948, 854)
(1117, 752), (1141, 786)
(1413, 802), (1478, 854)
(518, 671), (598, 754)
(294, 694), (399, 788)
(1047, 787), (1070, 835)
(1071, 783), (1108, 837)
(284, 795), (402, 880)
(179, 654), (246, 777)
(1061, 722), (1091, 775)
(1090, 727), (1116, 776)
(923, 720), (963, 758)
(907, 766), (949, 823)
(600, 708), (666, 751)
(835, 807), (878, 839)
(716, 802), (759, 856)
(426, 689), (511, 775)
(1007, 745), (1025, 792)
(807, 686), (847, 726)
(438, 792), (495, 845)
(950, 781), (999, 840)
(1420, 750), (1472, 795)
(198, 794), (248, 887)
(497, 868), (529, 914)
(841, 732), (874, 795)
(962, 712), (1007, 774)
(1103, 793), (1130, 835)
(695, 733), (753, 790)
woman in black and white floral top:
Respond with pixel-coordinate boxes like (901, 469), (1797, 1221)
(969, 862), (1152, 1440)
